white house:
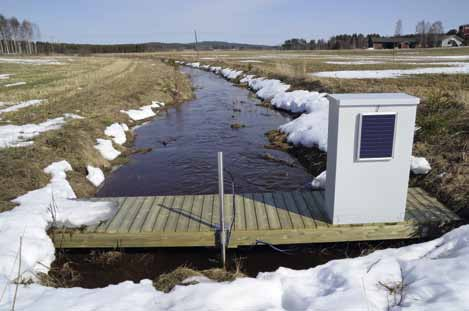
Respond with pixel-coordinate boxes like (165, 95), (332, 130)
(441, 35), (464, 47)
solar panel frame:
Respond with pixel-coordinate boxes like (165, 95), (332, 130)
(356, 112), (397, 161)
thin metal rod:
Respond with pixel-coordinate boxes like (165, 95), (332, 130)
(217, 152), (226, 268)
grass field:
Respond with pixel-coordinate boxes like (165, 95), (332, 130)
(0, 56), (192, 211)
(157, 47), (469, 215)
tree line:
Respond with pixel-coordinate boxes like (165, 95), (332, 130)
(282, 33), (381, 50)
(283, 20), (464, 50)
(0, 14), (41, 54)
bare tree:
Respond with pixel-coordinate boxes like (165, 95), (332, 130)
(9, 17), (21, 53)
(0, 15), (11, 54)
(32, 23), (41, 54)
(416, 20), (431, 48)
(429, 21), (444, 47)
(394, 19), (403, 37)
(21, 19), (33, 54)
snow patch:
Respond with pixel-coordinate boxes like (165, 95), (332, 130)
(104, 123), (128, 145)
(221, 68), (243, 80)
(0, 99), (44, 114)
(247, 77), (290, 100)
(411, 156), (431, 175)
(0, 58), (63, 65)
(86, 165), (105, 187)
(271, 90), (328, 113)
(311, 171), (327, 189)
(0, 114), (81, 148)
(4, 81), (26, 87)
(120, 102), (163, 121)
(94, 139), (121, 160)
(312, 63), (469, 79)
(239, 60), (264, 63)
(0, 73), (11, 80)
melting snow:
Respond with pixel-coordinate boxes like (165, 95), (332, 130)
(94, 139), (121, 161)
(4, 81), (26, 87)
(0, 114), (82, 148)
(86, 165), (105, 187)
(311, 170), (327, 189)
(104, 123), (128, 145)
(0, 160), (116, 283)
(0, 74), (11, 80)
(312, 63), (469, 79)
(0, 58), (63, 65)
(0, 99), (44, 115)
(121, 101), (163, 121)
(411, 156), (431, 174)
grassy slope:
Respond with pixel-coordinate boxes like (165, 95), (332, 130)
(0, 56), (192, 211)
(159, 48), (469, 215)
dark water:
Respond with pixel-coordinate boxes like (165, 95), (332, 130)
(98, 67), (312, 197)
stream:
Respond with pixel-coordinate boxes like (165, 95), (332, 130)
(98, 67), (312, 197)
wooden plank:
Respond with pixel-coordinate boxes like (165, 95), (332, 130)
(104, 197), (137, 233)
(153, 196), (175, 232)
(407, 191), (437, 222)
(253, 193), (270, 230)
(413, 188), (460, 221)
(176, 195), (195, 232)
(199, 195), (214, 232)
(129, 197), (157, 233)
(290, 191), (317, 229)
(164, 195), (185, 232)
(224, 194), (234, 229)
(117, 197), (146, 233)
(272, 192), (293, 230)
(302, 192), (329, 226)
(141, 196), (165, 232)
(262, 193), (281, 230)
(243, 194), (258, 230)
(188, 195), (205, 232)
(234, 194), (246, 231)
(279, 192), (304, 229)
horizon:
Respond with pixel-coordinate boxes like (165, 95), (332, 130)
(2, 0), (469, 45)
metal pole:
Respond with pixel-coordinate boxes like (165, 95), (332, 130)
(217, 152), (226, 268)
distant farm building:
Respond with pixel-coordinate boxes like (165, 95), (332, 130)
(372, 37), (417, 49)
(459, 24), (469, 39)
(440, 35), (464, 47)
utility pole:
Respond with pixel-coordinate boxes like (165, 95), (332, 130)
(194, 29), (199, 59)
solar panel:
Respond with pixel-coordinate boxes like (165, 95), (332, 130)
(358, 113), (396, 159)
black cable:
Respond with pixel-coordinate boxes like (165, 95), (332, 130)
(253, 240), (298, 255)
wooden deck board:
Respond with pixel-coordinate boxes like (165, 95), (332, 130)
(51, 188), (462, 248)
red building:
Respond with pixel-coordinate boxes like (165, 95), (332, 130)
(459, 24), (469, 39)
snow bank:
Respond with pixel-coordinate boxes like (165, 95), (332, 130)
(209, 66), (222, 74)
(94, 139), (121, 161)
(0, 99), (44, 114)
(312, 63), (469, 79)
(0, 160), (116, 283)
(4, 81), (26, 87)
(104, 123), (128, 145)
(86, 165), (105, 187)
(279, 107), (329, 151)
(188, 62), (200, 68)
(221, 68), (243, 80)
(271, 90), (328, 113)
(3, 224), (469, 310)
(240, 74), (256, 83)
(0, 114), (81, 148)
(0, 57), (63, 65)
(411, 156), (431, 175)
(247, 77), (290, 100)
(121, 101), (163, 121)
(0, 74), (11, 80)
(311, 171), (327, 189)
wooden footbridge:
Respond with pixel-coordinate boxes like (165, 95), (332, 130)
(51, 187), (462, 249)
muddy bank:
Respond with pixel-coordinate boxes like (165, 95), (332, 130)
(49, 239), (419, 289)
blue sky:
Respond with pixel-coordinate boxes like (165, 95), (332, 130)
(2, 0), (469, 45)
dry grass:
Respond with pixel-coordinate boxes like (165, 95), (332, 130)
(157, 47), (469, 214)
(153, 265), (245, 293)
(0, 56), (192, 211)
